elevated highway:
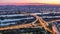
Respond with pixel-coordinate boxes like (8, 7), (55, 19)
(0, 14), (60, 34)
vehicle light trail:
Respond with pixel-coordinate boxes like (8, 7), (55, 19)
(0, 14), (60, 34)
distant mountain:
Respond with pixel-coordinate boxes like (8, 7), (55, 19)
(0, 3), (60, 6)
(0, 3), (44, 5)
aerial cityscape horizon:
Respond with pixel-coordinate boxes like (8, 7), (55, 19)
(0, 0), (60, 34)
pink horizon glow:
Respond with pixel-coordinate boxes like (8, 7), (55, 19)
(0, 0), (60, 5)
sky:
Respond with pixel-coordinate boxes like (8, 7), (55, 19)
(0, 0), (60, 5)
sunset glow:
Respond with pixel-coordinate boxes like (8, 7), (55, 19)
(0, 0), (60, 5)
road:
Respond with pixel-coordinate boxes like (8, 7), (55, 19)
(0, 14), (60, 34)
